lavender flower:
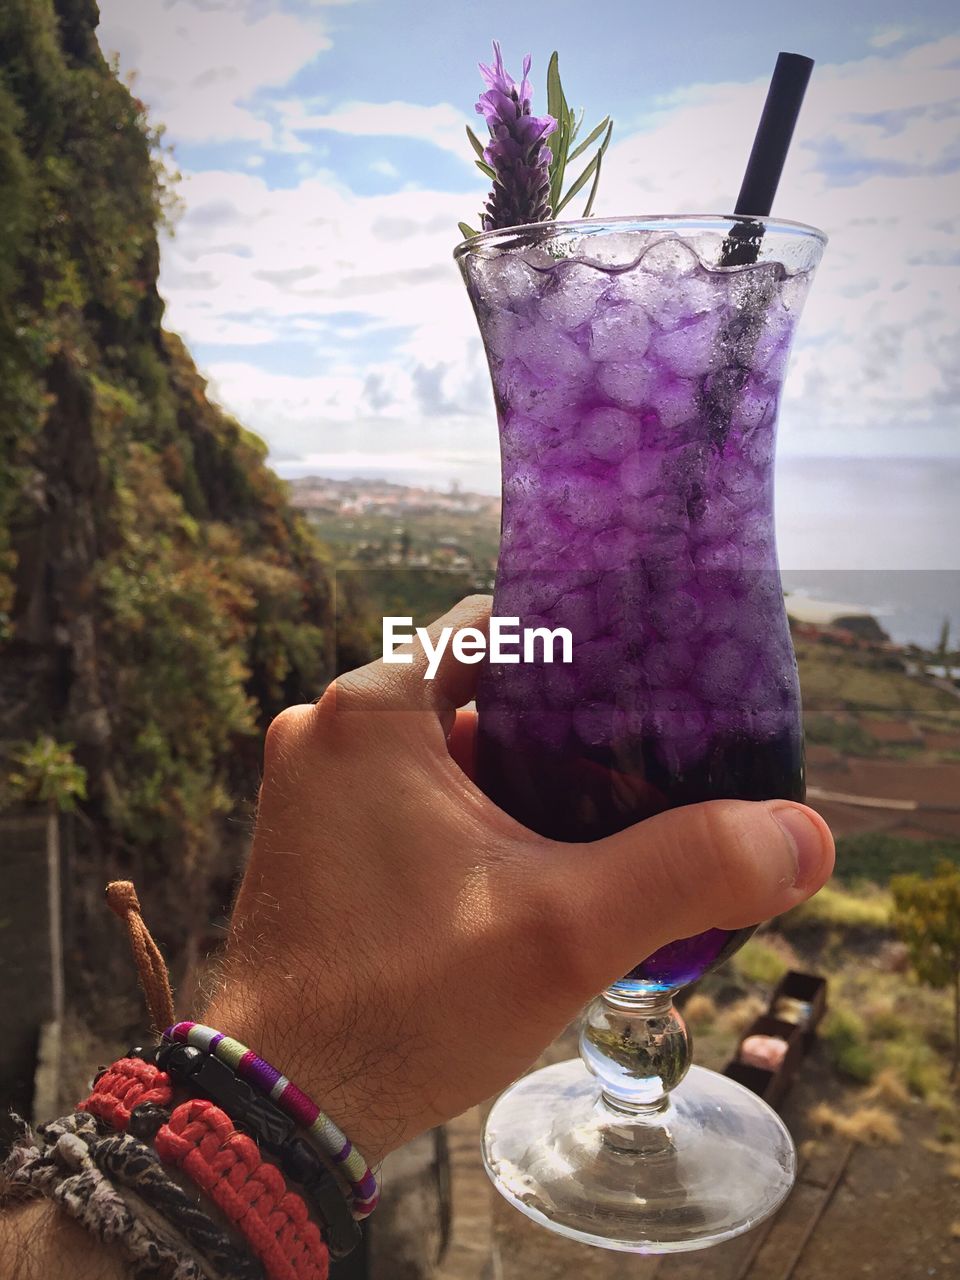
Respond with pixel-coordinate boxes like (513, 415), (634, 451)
(475, 42), (557, 232)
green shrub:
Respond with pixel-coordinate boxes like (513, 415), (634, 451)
(731, 938), (789, 986)
(882, 1040), (944, 1099)
(786, 884), (891, 931)
(822, 1006), (876, 1083)
(867, 1006), (909, 1042)
(1, 735), (87, 812)
(835, 833), (960, 885)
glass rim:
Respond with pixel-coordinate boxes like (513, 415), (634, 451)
(453, 213), (828, 259)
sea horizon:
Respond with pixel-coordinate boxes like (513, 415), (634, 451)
(280, 454), (960, 649)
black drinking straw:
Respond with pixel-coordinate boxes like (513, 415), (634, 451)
(721, 52), (814, 266)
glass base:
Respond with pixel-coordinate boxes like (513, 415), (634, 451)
(482, 1058), (795, 1254)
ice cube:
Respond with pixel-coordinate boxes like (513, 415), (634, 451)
(620, 447), (667, 498)
(649, 375), (700, 431)
(510, 314), (594, 384)
(606, 268), (670, 318)
(596, 360), (658, 410)
(580, 405), (638, 462)
(736, 385), (776, 435)
(572, 636), (624, 697)
(623, 490), (689, 543)
(720, 461), (764, 512)
(694, 539), (742, 572)
(573, 701), (619, 746)
(739, 515), (776, 569)
(780, 273), (811, 313)
(696, 585), (740, 635)
(502, 461), (542, 502)
(502, 362), (579, 422)
(728, 261), (783, 309)
(694, 491), (744, 542)
(644, 637), (696, 686)
(540, 262), (613, 328)
(588, 306), (652, 363)
(640, 237), (700, 279)
(536, 425), (593, 472)
(649, 588), (703, 638)
(539, 661), (578, 709)
(741, 421), (776, 470)
(471, 255), (540, 310)
(692, 636), (754, 705)
(596, 569), (648, 630)
(656, 276), (725, 330)
(555, 584), (600, 643)
(591, 525), (639, 570)
(750, 321), (791, 379)
(647, 687), (707, 739)
(652, 311), (724, 378)
(534, 470), (606, 535)
(579, 230), (651, 268)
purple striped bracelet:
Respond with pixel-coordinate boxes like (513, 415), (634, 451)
(164, 1021), (378, 1218)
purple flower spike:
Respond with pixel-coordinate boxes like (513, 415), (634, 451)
(475, 41), (557, 232)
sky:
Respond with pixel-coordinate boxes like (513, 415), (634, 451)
(94, 0), (960, 494)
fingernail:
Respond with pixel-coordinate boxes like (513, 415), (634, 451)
(772, 805), (826, 891)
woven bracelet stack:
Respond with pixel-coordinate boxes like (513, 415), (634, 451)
(4, 881), (379, 1280)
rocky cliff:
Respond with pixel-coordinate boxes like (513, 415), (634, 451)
(0, 0), (369, 1002)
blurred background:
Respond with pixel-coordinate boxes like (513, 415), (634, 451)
(0, 1), (958, 1277)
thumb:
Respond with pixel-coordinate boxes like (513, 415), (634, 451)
(545, 800), (834, 994)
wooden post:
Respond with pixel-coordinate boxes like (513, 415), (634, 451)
(0, 809), (63, 1137)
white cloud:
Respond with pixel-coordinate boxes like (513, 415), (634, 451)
(870, 26), (909, 49)
(598, 35), (960, 446)
(155, 35), (960, 475)
(97, 0), (334, 144)
(277, 99), (475, 162)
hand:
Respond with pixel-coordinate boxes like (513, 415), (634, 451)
(202, 596), (834, 1164)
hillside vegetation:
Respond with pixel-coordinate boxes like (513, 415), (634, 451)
(0, 0), (369, 992)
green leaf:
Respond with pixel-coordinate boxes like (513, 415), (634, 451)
(582, 147), (603, 218)
(475, 159), (496, 180)
(568, 107), (585, 147)
(555, 120), (612, 215)
(458, 221), (479, 240)
(568, 116), (610, 165)
(465, 125), (486, 160)
(546, 51), (570, 215)
(546, 51), (563, 127)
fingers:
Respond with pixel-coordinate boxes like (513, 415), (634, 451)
(447, 706), (478, 780)
(334, 595), (492, 727)
(539, 800), (834, 996)
(260, 597), (492, 770)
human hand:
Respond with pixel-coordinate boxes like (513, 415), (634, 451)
(202, 596), (833, 1164)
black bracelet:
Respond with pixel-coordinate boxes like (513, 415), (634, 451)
(85, 1119), (266, 1280)
(145, 1041), (362, 1260)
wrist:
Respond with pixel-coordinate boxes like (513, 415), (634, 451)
(199, 966), (391, 1167)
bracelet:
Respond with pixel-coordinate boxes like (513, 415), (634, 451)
(90, 1125), (266, 1280)
(5, 1113), (207, 1280)
(155, 1041), (361, 1259)
(78, 1055), (173, 1128)
(155, 1098), (330, 1280)
(166, 1021), (379, 1217)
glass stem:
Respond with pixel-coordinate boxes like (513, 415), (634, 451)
(579, 987), (691, 1120)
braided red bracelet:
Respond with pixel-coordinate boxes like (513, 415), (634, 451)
(77, 1057), (173, 1129)
(154, 1098), (329, 1280)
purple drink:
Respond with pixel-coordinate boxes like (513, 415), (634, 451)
(459, 219), (823, 991)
